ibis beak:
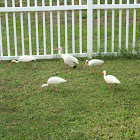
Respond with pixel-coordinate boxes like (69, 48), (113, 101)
(83, 61), (88, 70)
(102, 72), (103, 75)
(10, 61), (13, 68)
(41, 87), (44, 92)
(54, 48), (60, 51)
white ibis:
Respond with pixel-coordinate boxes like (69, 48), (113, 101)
(10, 55), (36, 70)
(41, 76), (67, 94)
(55, 47), (79, 69)
(102, 70), (120, 90)
(83, 59), (104, 74)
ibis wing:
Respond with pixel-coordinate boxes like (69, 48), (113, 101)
(105, 75), (120, 84)
(63, 55), (79, 66)
(89, 59), (104, 66)
(19, 55), (36, 62)
(48, 76), (66, 85)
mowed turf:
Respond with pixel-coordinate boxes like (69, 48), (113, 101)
(0, 58), (140, 139)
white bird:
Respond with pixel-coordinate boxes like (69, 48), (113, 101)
(55, 47), (79, 69)
(102, 70), (120, 90)
(10, 55), (36, 70)
(83, 59), (104, 74)
(41, 76), (67, 94)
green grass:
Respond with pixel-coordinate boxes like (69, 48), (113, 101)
(0, 0), (140, 139)
(0, 58), (140, 139)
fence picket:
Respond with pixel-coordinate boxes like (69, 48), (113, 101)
(0, 15), (3, 57)
(57, 0), (60, 54)
(112, 0), (115, 53)
(35, 0), (39, 55)
(97, 0), (100, 53)
(20, 0), (25, 55)
(119, 0), (122, 53)
(64, 0), (68, 54)
(104, 0), (107, 53)
(12, 0), (17, 57)
(42, 0), (46, 55)
(72, 0), (75, 54)
(50, 0), (53, 55)
(87, 0), (93, 59)
(132, 0), (137, 53)
(5, 0), (10, 56)
(27, 0), (32, 55)
(126, 0), (129, 51)
(79, 0), (82, 53)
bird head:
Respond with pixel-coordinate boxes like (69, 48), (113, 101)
(55, 47), (62, 51)
(102, 70), (106, 75)
(83, 60), (88, 70)
(10, 60), (16, 68)
(41, 84), (48, 92)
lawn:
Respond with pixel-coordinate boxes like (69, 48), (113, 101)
(0, 0), (140, 139)
(0, 58), (140, 139)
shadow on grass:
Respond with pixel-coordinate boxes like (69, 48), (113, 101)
(39, 88), (77, 97)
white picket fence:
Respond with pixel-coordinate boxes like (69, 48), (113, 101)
(0, 0), (140, 60)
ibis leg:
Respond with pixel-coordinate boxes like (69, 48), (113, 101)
(29, 63), (32, 70)
(68, 66), (71, 69)
(65, 66), (71, 69)
(93, 67), (95, 74)
(110, 84), (111, 90)
(54, 86), (58, 94)
(98, 65), (101, 74)
(26, 64), (28, 69)
(113, 84), (117, 89)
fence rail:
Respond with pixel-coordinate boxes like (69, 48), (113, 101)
(0, 0), (140, 60)
(0, 4), (140, 13)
